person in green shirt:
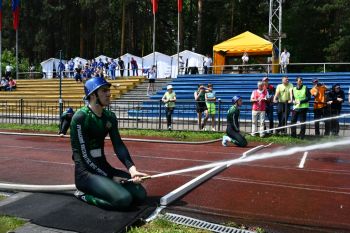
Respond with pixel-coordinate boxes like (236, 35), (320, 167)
(222, 96), (247, 147)
(162, 85), (177, 130)
(58, 107), (75, 136)
(290, 77), (310, 139)
(273, 76), (293, 134)
(70, 77), (147, 210)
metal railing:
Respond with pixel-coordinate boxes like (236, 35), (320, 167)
(0, 99), (349, 136)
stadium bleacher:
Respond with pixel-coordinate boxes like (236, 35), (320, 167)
(128, 72), (350, 122)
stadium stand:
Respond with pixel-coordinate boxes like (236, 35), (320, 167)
(128, 73), (350, 122)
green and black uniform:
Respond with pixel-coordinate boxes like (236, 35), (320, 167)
(226, 105), (247, 147)
(59, 110), (74, 135)
(70, 106), (147, 210)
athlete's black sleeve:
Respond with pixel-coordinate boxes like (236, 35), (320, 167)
(109, 113), (135, 170)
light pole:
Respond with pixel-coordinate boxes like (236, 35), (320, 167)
(59, 50), (63, 117)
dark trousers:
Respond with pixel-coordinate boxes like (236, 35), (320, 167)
(265, 104), (274, 132)
(59, 119), (71, 135)
(326, 108), (340, 136)
(165, 107), (174, 127)
(277, 102), (290, 133)
(314, 107), (328, 135)
(291, 108), (308, 138)
(226, 124), (247, 147)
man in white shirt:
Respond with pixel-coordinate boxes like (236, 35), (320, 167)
(242, 52), (249, 73)
(280, 48), (290, 73)
(203, 54), (212, 74)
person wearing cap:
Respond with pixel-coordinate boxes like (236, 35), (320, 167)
(310, 78), (329, 136)
(58, 107), (75, 136)
(162, 84), (177, 130)
(70, 77), (148, 210)
(262, 77), (275, 134)
(250, 81), (269, 137)
(290, 77), (311, 139)
(273, 76), (293, 134)
(194, 84), (209, 130)
(222, 96), (247, 147)
(326, 83), (345, 136)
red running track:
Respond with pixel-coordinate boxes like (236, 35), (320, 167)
(0, 133), (349, 233)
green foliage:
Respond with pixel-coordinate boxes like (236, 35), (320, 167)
(0, 215), (26, 233)
(1, 49), (30, 76)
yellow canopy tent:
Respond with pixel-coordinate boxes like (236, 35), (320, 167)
(213, 31), (273, 74)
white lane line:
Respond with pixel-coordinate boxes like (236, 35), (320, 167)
(298, 152), (308, 168)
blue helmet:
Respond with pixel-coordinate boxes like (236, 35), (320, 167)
(66, 107), (74, 114)
(84, 77), (111, 99)
(232, 95), (242, 104)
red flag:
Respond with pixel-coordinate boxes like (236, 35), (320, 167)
(151, 0), (158, 15)
(178, 0), (182, 13)
(12, 0), (20, 30)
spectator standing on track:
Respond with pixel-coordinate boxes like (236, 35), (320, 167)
(280, 48), (290, 73)
(147, 65), (157, 96)
(273, 76), (293, 134)
(59, 107), (75, 136)
(205, 83), (216, 131)
(250, 81), (269, 137)
(70, 77), (147, 210)
(262, 77), (275, 134)
(222, 96), (247, 147)
(310, 78), (329, 136)
(326, 83), (345, 136)
(194, 84), (209, 130)
(162, 85), (176, 130)
(290, 77), (310, 139)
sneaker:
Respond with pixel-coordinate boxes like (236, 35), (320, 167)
(168, 125), (172, 130)
(211, 127), (216, 131)
(222, 137), (227, 147)
(74, 190), (87, 202)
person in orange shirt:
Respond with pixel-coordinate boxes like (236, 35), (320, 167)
(310, 78), (328, 136)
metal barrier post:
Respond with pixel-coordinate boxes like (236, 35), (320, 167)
(218, 99), (221, 131)
(20, 99), (24, 124)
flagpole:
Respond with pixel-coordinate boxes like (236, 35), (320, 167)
(177, 10), (180, 76)
(15, 29), (18, 79)
(152, 13), (156, 66)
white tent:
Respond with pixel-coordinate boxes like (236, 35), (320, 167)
(40, 58), (67, 79)
(142, 52), (172, 79)
(73, 57), (88, 68)
(115, 53), (143, 77)
(95, 55), (112, 63)
(171, 50), (205, 78)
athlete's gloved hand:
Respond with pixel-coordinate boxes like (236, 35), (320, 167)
(128, 166), (149, 184)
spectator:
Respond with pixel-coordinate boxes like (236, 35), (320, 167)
(310, 78), (329, 136)
(6, 78), (16, 91)
(250, 81), (269, 137)
(222, 96), (248, 147)
(118, 57), (125, 77)
(58, 60), (65, 78)
(326, 84), (345, 136)
(131, 57), (138, 76)
(59, 107), (75, 136)
(0, 77), (9, 91)
(147, 65), (157, 96)
(29, 65), (35, 79)
(74, 65), (83, 83)
(273, 76), (293, 134)
(109, 58), (116, 80)
(5, 63), (13, 80)
(280, 48), (290, 73)
(242, 52), (249, 73)
(162, 85), (176, 130)
(68, 58), (75, 78)
(262, 77), (275, 134)
(205, 83), (216, 131)
(70, 77), (147, 210)
(203, 54), (212, 74)
(188, 57), (198, 75)
(64, 62), (69, 78)
(178, 56), (185, 75)
(290, 77), (311, 139)
(194, 84), (208, 130)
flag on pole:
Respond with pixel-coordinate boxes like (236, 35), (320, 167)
(12, 0), (20, 30)
(151, 0), (158, 15)
(0, 0), (3, 30)
(178, 0), (182, 13)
